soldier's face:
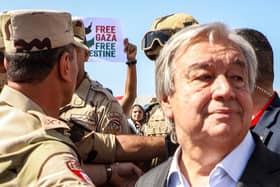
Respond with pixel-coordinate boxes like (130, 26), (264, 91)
(145, 45), (162, 61)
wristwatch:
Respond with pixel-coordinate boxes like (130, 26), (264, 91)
(126, 60), (137, 65)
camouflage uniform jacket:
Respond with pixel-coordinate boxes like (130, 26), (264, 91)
(60, 73), (129, 134)
(0, 86), (94, 187)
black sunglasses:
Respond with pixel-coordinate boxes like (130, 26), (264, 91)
(142, 29), (177, 51)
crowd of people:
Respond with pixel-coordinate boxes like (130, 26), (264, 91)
(0, 9), (280, 187)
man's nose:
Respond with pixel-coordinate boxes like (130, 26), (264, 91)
(211, 75), (235, 100)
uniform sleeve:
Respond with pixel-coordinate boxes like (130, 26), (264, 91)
(25, 141), (95, 187)
(72, 130), (117, 164)
(37, 153), (94, 187)
(98, 98), (129, 134)
(91, 132), (116, 163)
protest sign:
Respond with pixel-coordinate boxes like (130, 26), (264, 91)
(83, 17), (126, 63)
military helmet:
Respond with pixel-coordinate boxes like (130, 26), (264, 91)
(142, 13), (198, 60)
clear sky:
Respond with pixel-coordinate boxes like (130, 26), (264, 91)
(1, 0), (279, 96)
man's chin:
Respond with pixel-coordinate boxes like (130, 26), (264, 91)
(207, 123), (234, 136)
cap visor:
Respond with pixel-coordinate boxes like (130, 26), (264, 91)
(73, 37), (89, 50)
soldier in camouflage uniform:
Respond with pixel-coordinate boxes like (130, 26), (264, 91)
(0, 10), (94, 186)
(140, 13), (199, 168)
(142, 13), (199, 136)
(142, 13), (198, 137)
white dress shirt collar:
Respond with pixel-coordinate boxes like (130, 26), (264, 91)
(167, 132), (255, 187)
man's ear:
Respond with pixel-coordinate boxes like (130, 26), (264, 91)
(161, 95), (174, 120)
(58, 51), (72, 82)
(3, 58), (8, 71)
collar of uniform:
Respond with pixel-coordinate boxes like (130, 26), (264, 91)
(0, 85), (44, 113)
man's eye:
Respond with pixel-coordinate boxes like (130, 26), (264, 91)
(229, 75), (246, 88)
(230, 75), (244, 82)
(196, 74), (213, 81)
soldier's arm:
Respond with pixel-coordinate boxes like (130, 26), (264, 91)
(72, 131), (167, 163)
(87, 132), (167, 163)
(115, 134), (167, 162)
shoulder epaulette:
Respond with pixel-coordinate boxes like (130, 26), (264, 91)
(28, 110), (70, 130)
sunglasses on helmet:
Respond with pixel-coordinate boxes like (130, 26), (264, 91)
(141, 29), (177, 51)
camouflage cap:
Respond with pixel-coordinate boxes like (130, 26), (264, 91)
(150, 13), (198, 31)
(72, 17), (89, 51)
(0, 10), (77, 53)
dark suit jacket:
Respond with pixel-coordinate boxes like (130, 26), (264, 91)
(252, 92), (280, 154)
(135, 133), (280, 187)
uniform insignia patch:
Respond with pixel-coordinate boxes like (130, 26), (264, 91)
(66, 159), (93, 184)
(104, 119), (121, 134)
(104, 112), (123, 134)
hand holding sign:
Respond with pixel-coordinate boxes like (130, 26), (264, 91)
(124, 38), (137, 62)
